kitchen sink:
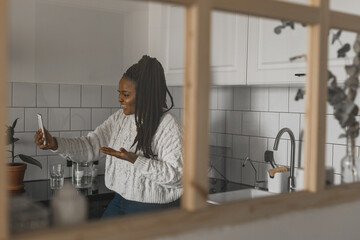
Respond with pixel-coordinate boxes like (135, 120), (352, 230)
(207, 188), (275, 205)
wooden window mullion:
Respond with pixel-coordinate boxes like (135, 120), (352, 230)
(304, 0), (329, 192)
(182, 0), (212, 211)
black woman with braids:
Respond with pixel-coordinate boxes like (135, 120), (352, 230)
(34, 55), (183, 217)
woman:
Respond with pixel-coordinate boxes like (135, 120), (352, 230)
(34, 55), (183, 218)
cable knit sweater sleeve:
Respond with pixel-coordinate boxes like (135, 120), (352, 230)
(133, 113), (183, 189)
(54, 111), (121, 162)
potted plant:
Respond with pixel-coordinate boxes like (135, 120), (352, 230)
(6, 118), (42, 191)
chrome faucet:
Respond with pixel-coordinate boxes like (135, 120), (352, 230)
(273, 128), (296, 192)
(242, 157), (266, 189)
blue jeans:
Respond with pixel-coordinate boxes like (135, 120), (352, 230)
(102, 193), (180, 219)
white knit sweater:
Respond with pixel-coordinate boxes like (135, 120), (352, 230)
(55, 110), (183, 203)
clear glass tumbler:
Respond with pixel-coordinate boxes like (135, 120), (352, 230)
(49, 163), (64, 189)
(72, 162), (93, 188)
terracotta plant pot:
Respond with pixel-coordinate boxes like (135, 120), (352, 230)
(7, 163), (27, 191)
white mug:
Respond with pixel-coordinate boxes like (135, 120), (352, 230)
(267, 171), (290, 193)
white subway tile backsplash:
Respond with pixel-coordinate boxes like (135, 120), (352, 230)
(71, 108), (91, 130)
(325, 144), (333, 168)
(210, 110), (226, 133)
(179, 109), (184, 126)
(249, 137), (267, 162)
(292, 140), (305, 168)
(13, 82), (36, 107)
(166, 87), (173, 109)
(326, 115), (346, 145)
(241, 159), (257, 186)
(268, 138), (288, 166)
(327, 101), (334, 115)
(97, 156), (106, 175)
(92, 108), (112, 129)
(172, 87), (183, 108)
(269, 87), (289, 112)
(217, 134), (232, 148)
(260, 112), (279, 138)
(218, 87), (233, 110)
(225, 158), (242, 183)
(60, 84), (81, 107)
(242, 112), (260, 136)
(7, 82), (12, 106)
(37, 84), (59, 107)
(209, 133), (217, 147)
(251, 88), (268, 111)
(209, 88), (218, 109)
(81, 131), (91, 137)
(25, 108), (48, 132)
(279, 113), (300, 140)
(289, 88), (305, 113)
(226, 111), (242, 134)
(81, 85), (101, 107)
(232, 135), (249, 159)
(48, 108), (70, 131)
(14, 132), (37, 157)
(8, 108), (25, 132)
(234, 87), (250, 111)
(300, 114), (305, 133)
(8, 81), (347, 184)
(333, 144), (347, 174)
(22, 156), (48, 181)
(209, 156), (225, 180)
(60, 131), (81, 138)
(216, 134), (232, 157)
(102, 85), (119, 108)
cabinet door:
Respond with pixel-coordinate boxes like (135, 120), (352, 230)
(247, 0), (359, 86)
(247, 16), (307, 86)
(148, 3), (248, 86)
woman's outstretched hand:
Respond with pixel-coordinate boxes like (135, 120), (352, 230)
(99, 147), (138, 164)
(34, 128), (58, 151)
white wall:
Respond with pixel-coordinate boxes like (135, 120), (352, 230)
(9, 0), (149, 85)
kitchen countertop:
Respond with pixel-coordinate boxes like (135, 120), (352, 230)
(9, 176), (251, 234)
(11, 177), (251, 203)
(10, 175), (114, 204)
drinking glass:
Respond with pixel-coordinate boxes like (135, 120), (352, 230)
(49, 164), (64, 189)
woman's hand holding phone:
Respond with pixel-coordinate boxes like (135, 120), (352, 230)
(34, 128), (58, 150)
(34, 114), (58, 150)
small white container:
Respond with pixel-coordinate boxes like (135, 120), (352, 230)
(267, 171), (290, 193)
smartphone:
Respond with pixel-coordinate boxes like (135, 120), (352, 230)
(37, 113), (47, 145)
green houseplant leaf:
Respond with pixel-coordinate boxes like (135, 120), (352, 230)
(18, 154), (42, 169)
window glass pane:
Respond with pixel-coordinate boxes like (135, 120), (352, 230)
(8, 0), (184, 235)
(208, 12), (309, 206)
(327, 28), (360, 186)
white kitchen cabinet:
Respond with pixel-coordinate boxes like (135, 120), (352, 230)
(247, 16), (308, 86)
(247, 0), (359, 86)
(148, 3), (248, 86)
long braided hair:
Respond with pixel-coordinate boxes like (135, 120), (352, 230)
(122, 55), (174, 158)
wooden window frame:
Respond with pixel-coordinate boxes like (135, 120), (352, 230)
(1, 0), (360, 239)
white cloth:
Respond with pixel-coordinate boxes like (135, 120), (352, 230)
(54, 110), (183, 203)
